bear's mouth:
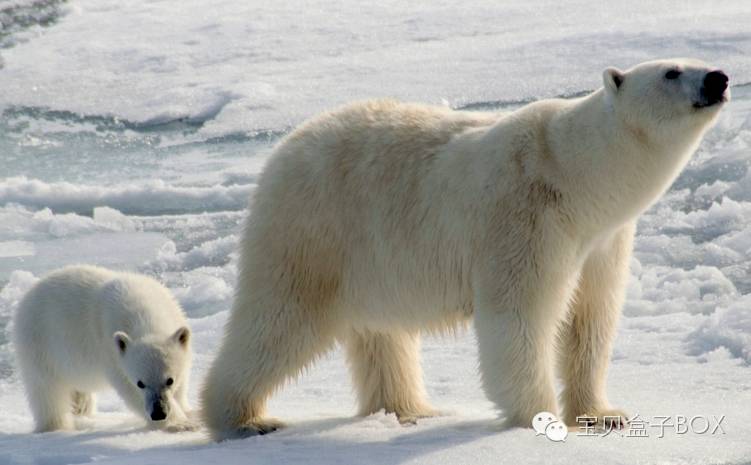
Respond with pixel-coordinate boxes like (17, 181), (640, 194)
(693, 90), (729, 109)
(693, 99), (725, 109)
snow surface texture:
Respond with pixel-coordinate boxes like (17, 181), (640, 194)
(1, 1), (751, 464)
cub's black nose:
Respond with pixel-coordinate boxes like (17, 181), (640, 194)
(150, 405), (167, 421)
(703, 70), (729, 104)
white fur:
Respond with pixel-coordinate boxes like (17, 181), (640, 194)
(201, 58), (728, 440)
(13, 265), (195, 432)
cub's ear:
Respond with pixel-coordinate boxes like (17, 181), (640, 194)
(603, 67), (625, 94)
(114, 331), (130, 355)
(171, 326), (190, 349)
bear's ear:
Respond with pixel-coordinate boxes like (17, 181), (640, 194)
(603, 67), (625, 94)
(171, 326), (190, 349)
(114, 331), (130, 355)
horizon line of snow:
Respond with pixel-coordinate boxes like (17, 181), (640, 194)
(0, 176), (254, 216)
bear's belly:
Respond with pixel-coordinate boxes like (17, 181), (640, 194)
(56, 357), (110, 390)
(341, 270), (474, 332)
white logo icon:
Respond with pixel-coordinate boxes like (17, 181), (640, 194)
(545, 420), (568, 442)
(532, 412), (568, 442)
(532, 411), (556, 435)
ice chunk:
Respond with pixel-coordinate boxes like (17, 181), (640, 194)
(687, 296), (751, 364)
(0, 177), (253, 215)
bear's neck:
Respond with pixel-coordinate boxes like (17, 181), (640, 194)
(550, 89), (706, 233)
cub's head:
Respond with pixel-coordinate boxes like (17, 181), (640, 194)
(602, 58), (729, 140)
(113, 327), (191, 423)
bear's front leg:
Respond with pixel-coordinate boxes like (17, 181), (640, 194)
(108, 369), (149, 420)
(161, 396), (199, 433)
(163, 407), (199, 433)
(474, 256), (577, 428)
(558, 224), (634, 428)
(474, 308), (560, 427)
(163, 384), (199, 432)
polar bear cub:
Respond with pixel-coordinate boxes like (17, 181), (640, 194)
(13, 265), (195, 432)
(201, 58), (729, 440)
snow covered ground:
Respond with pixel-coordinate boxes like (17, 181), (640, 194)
(1, 1), (751, 464)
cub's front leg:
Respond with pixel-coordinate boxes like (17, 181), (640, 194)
(164, 383), (199, 432)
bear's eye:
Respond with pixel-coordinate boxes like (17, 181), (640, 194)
(165, 377), (174, 387)
(137, 380), (145, 389)
(665, 70), (682, 80)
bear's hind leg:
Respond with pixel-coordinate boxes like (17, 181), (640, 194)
(345, 329), (437, 424)
(201, 296), (337, 441)
(71, 391), (95, 417)
(26, 379), (74, 432)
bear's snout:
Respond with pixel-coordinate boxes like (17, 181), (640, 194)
(150, 405), (167, 421)
(150, 401), (168, 421)
(702, 70), (729, 105)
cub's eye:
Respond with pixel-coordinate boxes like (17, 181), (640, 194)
(165, 377), (174, 387)
(665, 70), (682, 80)
(137, 380), (145, 389)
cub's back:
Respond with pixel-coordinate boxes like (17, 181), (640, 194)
(13, 265), (115, 363)
(97, 273), (186, 340)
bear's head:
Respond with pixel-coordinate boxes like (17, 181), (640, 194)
(114, 326), (191, 423)
(602, 58), (729, 142)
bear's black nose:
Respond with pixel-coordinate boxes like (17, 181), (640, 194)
(150, 405), (167, 421)
(703, 70), (729, 104)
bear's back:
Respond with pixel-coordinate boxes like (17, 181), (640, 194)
(251, 100), (502, 237)
(16, 265), (114, 324)
(13, 265), (115, 365)
(281, 99), (499, 168)
(96, 272), (186, 341)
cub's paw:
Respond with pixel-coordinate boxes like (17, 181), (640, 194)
(164, 419), (200, 433)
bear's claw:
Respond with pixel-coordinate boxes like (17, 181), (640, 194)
(231, 418), (286, 438)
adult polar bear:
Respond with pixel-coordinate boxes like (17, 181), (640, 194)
(202, 59), (729, 440)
